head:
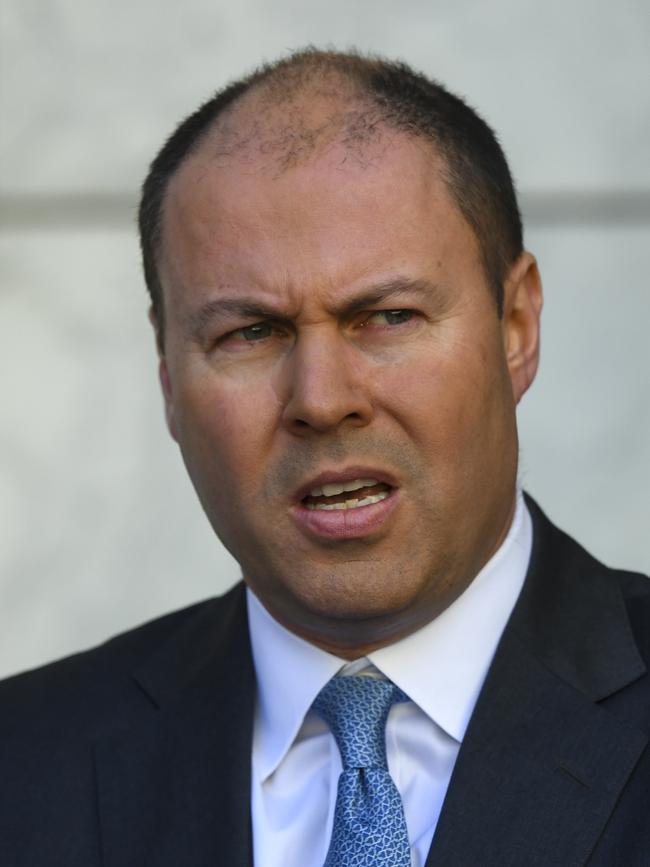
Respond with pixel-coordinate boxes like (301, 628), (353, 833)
(140, 49), (542, 657)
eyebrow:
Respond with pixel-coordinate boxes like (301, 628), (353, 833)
(334, 278), (444, 316)
(184, 277), (445, 339)
(185, 297), (282, 339)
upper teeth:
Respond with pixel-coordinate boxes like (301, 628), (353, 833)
(306, 491), (389, 511)
(310, 478), (379, 497)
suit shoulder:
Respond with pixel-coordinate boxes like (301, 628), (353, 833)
(0, 585), (244, 737)
(616, 567), (650, 602)
(525, 494), (649, 593)
(616, 569), (650, 656)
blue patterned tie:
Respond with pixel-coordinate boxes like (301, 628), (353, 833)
(312, 675), (411, 867)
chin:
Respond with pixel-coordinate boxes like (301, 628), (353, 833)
(298, 579), (423, 625)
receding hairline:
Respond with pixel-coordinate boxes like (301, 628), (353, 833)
(175, 75), (410, 179)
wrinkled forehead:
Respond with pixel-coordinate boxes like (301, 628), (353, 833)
(159, 127), (482, 337)
(163, 107), (448, 263)
(162, 85), (449, 254)
(157, 83), (476, 321)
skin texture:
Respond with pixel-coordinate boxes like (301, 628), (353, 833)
(153, 111), (543, 658)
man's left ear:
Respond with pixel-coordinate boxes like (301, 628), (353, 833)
(502, 251), (543, 404)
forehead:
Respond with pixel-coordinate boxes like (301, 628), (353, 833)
(159, 113), (481, 313)
(165, 89), (454, 232)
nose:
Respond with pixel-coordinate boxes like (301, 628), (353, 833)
(280, 331), (374, 436)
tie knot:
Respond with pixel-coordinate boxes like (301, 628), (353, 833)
(312, 676), (408, 770)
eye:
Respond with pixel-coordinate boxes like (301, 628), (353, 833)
(239, 322), (274, 341)
(215, 318), (290, 352)
(365, 309), (414, 326)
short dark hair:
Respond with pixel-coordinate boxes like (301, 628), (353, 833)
(139, 48), (522, 336)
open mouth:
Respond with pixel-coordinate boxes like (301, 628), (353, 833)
(301, 478), (392, 511)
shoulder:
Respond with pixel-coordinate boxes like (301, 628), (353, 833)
(0, 584), (246, 739)
(0, 583), (251, 864)
(523, 493), (650, 693)
(525, 492), (650, 605)
(618, 568), (650, 665)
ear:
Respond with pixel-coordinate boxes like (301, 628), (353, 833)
(502, 251), (543, 404)
(149, 306), (178, 441)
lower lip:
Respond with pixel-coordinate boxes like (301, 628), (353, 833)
(290, 489), (399, 541)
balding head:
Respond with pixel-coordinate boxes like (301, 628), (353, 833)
(205, 76), (389, 175)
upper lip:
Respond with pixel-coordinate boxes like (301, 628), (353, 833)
(293, 467), (399, 503)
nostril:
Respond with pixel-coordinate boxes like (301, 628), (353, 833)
(282, 385), (374, 433)
(288, 410), (367, 435)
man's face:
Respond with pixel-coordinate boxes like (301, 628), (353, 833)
(156, 127), (540, 655)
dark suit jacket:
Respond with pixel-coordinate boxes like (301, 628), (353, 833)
(1, 497), (649, 866)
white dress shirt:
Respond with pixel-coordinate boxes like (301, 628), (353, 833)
(248, 492), (533, 867)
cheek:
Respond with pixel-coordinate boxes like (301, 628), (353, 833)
(174, 376), (277, 492)
(379, 341), (511, 462)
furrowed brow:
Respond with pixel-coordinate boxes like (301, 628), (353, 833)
(337, 278), (444, 317)
(185, 297), (285, 339)
(184, 278), (445, 338)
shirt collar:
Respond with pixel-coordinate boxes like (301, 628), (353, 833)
(248, 490), (532, 781)
(368, 492), (532, 741)
(247, 590), (344, 782)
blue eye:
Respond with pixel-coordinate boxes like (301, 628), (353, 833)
(382, 310), (412, 325)
(240, 322), (273, 341)
(363, 309), (413, 327)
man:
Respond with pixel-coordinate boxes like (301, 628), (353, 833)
(1, 49), (649, 866)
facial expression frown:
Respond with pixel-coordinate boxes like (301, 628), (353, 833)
(155, 128), (542, 657)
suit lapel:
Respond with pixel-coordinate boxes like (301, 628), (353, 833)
(426, 498), (648, 866)
(426, 630), (646, 865)
(94, 585), (255, 867)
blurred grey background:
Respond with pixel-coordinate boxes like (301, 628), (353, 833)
(1, 0), (648, 679)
